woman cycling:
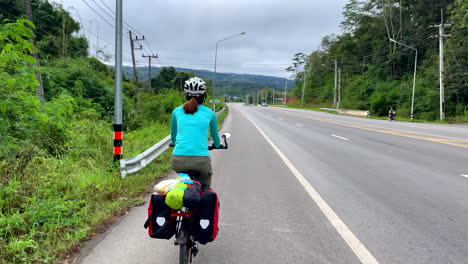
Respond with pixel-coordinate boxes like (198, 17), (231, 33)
(170, 77), (221, 188)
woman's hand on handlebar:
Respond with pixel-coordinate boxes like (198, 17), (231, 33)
(208, 143), (226, 150)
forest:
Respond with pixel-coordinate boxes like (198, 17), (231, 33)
(286, 0), (467, 122)
(0, 1), (224, 263)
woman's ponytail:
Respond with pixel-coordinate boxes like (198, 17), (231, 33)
(183, 97), (198, 114)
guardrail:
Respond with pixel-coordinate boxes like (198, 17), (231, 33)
(120, 107), (226, 178)
(338, 109), (371, 117)
(319, 108), (338, 112)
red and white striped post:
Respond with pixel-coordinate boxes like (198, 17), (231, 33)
(113, 124), (123, 160)
(113, 0), (123, 161)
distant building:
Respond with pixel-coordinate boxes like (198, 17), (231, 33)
(279, 97), (291, 103)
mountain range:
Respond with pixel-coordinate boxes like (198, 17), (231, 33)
(122, 66), (295, 97)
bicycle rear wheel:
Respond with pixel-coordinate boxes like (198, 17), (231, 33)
(179, 222), (190, 264)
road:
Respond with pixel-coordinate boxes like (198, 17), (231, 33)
(75, 103), (468, 264)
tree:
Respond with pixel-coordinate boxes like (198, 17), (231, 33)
(286, 52), (308, 79)
(150, 66), (177, 92)
(171, 71), (196, 92)
(0, 0), (89, 59)
(445, 0), (468, 116)
(285, 0), (465, 120)
(0, 19), (40, 157)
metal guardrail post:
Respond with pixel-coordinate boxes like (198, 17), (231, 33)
(120, 107), (226, 178)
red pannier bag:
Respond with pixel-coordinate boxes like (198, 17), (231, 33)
(143, 194), (176, 239)
(193, 188), (219, 244)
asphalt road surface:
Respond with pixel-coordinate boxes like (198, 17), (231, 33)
(75, 103), (468, 264)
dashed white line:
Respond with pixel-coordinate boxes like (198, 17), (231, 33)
(296, 123), (303, 127)
(239, 109), (379, 264)
(331, 134), (349, 141)
(272, 228), (292, 233)
(461, 175), (468, 179)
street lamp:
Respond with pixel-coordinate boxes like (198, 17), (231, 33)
(390, 38), (418, 119)
(213, 32), (246, 111)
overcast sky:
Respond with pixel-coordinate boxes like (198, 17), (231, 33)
(58, 0), (348, 78)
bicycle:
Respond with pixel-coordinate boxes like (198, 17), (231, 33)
(171, 133), (230, 264)
(173, 205), (196, 264)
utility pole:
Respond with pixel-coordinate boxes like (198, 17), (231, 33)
(129, 31), (143, 83)
(142, 54), (158, 92)
(113, 0), (123, 161)
(430, 10), (451, 120)
(284, 79), (288, 104)
(129, 31), (143, 113)
(301, 66), (307, 108)
(23, 0), (45, 103)
(334, 60), (338, 109)
(338, 67), (341, 110)
(272, 89), (275, 104)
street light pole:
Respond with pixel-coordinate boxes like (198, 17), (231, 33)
(213, 43), (218, 111)
(213, 32), (246, 111)
(301, 66), (307, 108)
(390, 38), (418, 119)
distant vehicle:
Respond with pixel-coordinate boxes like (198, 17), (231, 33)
(261, 102), (268, 107)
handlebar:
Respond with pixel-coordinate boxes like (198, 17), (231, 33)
(208, 133), (229, 150)
(169, 134), (229, 150)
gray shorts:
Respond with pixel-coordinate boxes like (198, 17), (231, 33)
(171, 155), (213, 188)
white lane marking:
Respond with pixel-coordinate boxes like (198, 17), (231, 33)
(461, 175), (468, 179)
(296, 123), (303, 127)
(331, 134), (349, 141)
(272, 228), (292, 233)
(239, 109), (379, 264)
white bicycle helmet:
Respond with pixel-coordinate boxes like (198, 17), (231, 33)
(184, 77), (206, 96)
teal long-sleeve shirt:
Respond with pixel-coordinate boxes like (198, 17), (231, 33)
(171, 105), (221, 156)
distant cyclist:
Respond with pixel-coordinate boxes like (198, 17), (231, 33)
(170, 77), (222, 188)
(388, 107), (396, 121)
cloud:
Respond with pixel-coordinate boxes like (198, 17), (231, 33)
(61, 0), (346, 77)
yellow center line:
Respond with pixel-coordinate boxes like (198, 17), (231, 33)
(266, 108), (468, 149)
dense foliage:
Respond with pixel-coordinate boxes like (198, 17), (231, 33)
(0, 0), (88, 58)
(0, 2), (222, 263)
(287, 0), (467, 121)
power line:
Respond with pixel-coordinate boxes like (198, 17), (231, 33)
(0, 6), (134, 62)
(82, 0), (157, 65)
(332, 29), (435, 64)
(144, 38), (155, 56)
(79, 0), (130, 40)
(80, 0), (114, 29)
(88, 0), (143, 39)
(321, 31), (435, 69)
(89, 0), (115, 24)
(97, 0), (144, 36)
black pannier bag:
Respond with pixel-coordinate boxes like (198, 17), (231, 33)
(193, 188), (219, 244)
(144, 194), (176, 239)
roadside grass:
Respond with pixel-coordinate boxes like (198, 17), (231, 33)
(270, 104), (339, 114)
(273, 103), (467, 124)
(217, 106), (229, 129)
(0, 108), (228, 264)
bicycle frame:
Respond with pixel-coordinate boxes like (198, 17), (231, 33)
(173, 208), (198, 264)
